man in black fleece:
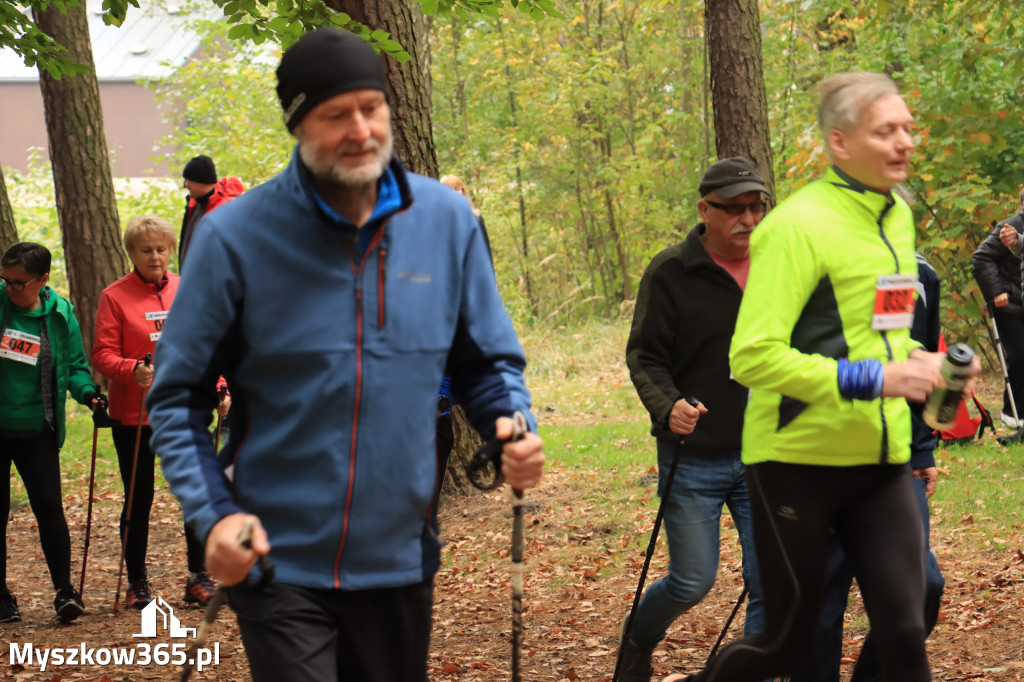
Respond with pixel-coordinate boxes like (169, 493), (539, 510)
(619, 157), (771, 682)
(972, 186), (1024, 427)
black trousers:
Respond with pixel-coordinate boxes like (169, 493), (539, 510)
(228, 579), (433, 682)
(111, 424), (204, 582)
(690, 462), (930, 682)
(791, 475), (945, 682)
(0, 429), (72, 590)
(992, 307), (1024, 415)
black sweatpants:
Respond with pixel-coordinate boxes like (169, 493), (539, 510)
(0, 429), (72, 590)
(111, 424), (204, 582)
(691, 461), (930, 682)
(227, 578), (433, 682)
(992, 307), (1024, 416)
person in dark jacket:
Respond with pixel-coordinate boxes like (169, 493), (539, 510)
(179, 155), (245, 268)
(619, 157), (770, 681)
(0, 242), (103, 623)
(793, 252), (946, 682)
(146, 28), (545, 682)
(972, 188), (1024, 426)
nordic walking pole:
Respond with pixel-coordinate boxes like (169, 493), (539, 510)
(80, 396), (111, 596)
(214, 385), (228, 451)
(705, 587), (748, 663)
(114, 352), (152, 612)
(613, 397), (700, 682)
(508, 412), (528, 682)
(990, 309), (1022, 423)
(465, 411), (530, 682)
(179, 519), (274, 682)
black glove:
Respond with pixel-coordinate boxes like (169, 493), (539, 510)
(84, 391), (115, 428)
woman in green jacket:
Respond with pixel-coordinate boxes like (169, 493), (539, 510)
(0, 242), (101, 623)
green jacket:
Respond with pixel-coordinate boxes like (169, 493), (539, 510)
(729, 167), (922, 467)
(0, 285), (96, 448)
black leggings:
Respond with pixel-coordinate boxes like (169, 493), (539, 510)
(691, 462), (930, 682)
(992, 307), (1024, 415)
(112, 424), (204, 583)
(0, 429), (72, 590)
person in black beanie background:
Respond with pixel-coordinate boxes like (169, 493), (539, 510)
(179, 155), (245, 268)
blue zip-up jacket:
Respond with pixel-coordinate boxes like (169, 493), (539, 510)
(147, 150), (534, 591)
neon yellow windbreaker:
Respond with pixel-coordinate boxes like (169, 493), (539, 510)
(730, 167), (922, 466)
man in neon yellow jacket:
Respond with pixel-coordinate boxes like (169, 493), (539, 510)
(663, 73), (979, 682)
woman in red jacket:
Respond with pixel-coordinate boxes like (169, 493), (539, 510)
(93, 215), (229, 609)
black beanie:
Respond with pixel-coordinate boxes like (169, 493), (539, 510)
(276, 27), (388, 132)
(182, 155), (217, 184)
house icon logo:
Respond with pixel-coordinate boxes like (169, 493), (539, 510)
(132, 596), (196, 638)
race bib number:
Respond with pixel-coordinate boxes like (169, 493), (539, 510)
(146, 310), (169, 341)
(0, 329), (41, 365)
(872, 274), (916, 330)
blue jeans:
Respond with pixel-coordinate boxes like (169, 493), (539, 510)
(628, 440), (764, 651)
(793, 476), (945, 682)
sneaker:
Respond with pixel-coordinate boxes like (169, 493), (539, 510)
(54, 585), (84, 622)
(183, 572), (216, 605)
(1000, 411), (1020, 429)
(617, 612), (655, 682)
(0, 591), (20, 623)
(125, 577), (153, 610)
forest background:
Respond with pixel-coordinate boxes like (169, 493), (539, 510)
(1, 1), (1023, 680)
(2, 0), (1022, 366)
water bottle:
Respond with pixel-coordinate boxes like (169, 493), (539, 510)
(923, 343), (975, 430)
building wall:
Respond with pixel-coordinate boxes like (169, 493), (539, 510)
(0, 80), (176, 178)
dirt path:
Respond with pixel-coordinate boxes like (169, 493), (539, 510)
(1, 467), (1022, 681)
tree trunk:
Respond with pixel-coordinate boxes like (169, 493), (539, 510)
(34, 3), (126, 360)
(705, 0), (775, 197)
(328, 0), (437, 177)
(327, 1), (489, 495)
(0, 166), (18, 248)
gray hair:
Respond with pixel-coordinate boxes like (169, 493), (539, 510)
(818, 72), (900, 160)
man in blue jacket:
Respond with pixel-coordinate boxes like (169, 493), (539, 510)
(147, 27), (545, 682)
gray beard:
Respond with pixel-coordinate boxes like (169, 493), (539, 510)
(299, 134), (394, 188)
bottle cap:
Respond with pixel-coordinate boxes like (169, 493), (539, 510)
(946, 343), (974, 367)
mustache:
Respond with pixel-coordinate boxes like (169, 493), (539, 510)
(336, 139), (382, 157)
(731, 225), (756, 235)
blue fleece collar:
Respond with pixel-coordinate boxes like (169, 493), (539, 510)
(311, 166), (402, 227)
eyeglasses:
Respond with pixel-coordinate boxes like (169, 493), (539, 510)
(706, 199), (767, 216)
(1, 276), (40, 293)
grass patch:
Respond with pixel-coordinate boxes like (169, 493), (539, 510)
(931, 439), (1024, 548)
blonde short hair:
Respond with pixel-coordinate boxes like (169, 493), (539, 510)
(440, 174), (469, 197)
(123, 215), (177, 255)
(818, 72), (900, 160)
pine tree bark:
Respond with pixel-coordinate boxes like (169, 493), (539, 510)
(325, 2), (488, 496)
(34, 3), (127, 360)
(327, 0), (437, 177)
(0, 166), (18, 248)
(705, 0), (775, 198)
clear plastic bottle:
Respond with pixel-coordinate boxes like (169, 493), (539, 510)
(923, 343), (975, 430)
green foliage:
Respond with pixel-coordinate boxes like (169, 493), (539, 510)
(419, 0), (565, 20)
(432, 2), (708, 324)
(0, 0), (84, 77)
(0, 0), (137, 77)
(2, 152), (184, 289)
(215, 0), (409, 59)
(148, 19), (293, 188)
(761, 0), (1024, 371)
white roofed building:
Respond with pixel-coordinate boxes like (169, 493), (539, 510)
(0, 1), (215, 177)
